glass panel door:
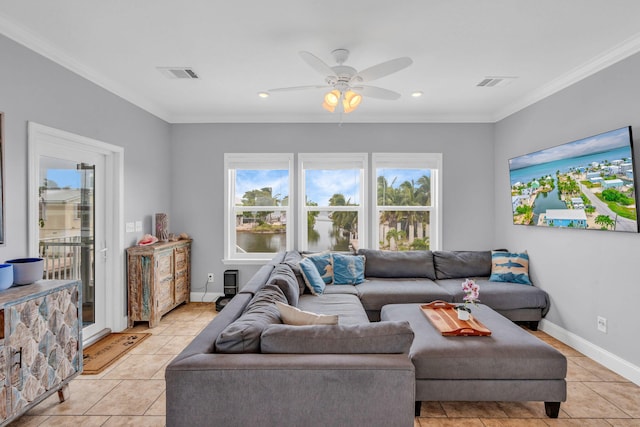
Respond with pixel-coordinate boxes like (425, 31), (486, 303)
(38, 154), (105, 336)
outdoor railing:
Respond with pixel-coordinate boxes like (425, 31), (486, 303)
(39, 236), (85, 280)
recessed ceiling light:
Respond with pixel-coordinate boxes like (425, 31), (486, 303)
(257, 92), (270, 98)
(411, 91), (423, 98)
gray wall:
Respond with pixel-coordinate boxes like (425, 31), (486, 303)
(494, 52), (640, 367)
(0, 34), (172, 261)
(170, 123), (495, 294)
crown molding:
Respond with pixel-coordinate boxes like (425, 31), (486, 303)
(166, 111), (494, 124)
(494, 32), (640, 122)
(0, 14), (172, 123)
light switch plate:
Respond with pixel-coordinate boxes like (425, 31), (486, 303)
(135, 221), (143, 232)
(126, 222), (135, 233)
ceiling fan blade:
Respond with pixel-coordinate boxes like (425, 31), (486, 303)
(268, 85), (327, 92)
(353, 85), (402, 100)
(355, 57), (413, 82)
(299, 51), (336, 77)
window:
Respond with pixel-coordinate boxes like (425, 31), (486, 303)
(372, 153), (442, 250)
(224, 152), (442, 262)
(298, 153), (367, 251)
(224, 153), (293, 262)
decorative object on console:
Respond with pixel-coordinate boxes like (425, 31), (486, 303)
(489, 251), (531, 285)
(155, 213), (169, 241)
(509, 126), (639, 233)
(137, 234), (158, 246)
(5, 257), (44, 285)
(0, 263), (12, 290)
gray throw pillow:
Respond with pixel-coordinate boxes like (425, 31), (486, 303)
(267, 264), (300, 306)
(433, 251), (492, 279)
(215, 284), (287, 353)
(260, 321), (414, 354)
(357, 249), (436, 279)
(281, 251), (306, 294)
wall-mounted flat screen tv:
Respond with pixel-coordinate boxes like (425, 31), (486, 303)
(509, 126), (639, 233)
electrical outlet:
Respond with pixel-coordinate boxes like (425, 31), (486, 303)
(207, 273), (214, 283)
(597, 316), (607, 333)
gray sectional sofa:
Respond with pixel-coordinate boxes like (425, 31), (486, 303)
(165, 249), (551, 427)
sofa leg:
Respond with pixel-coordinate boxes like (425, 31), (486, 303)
(415, 401), (422, 416)
(545, 402), (560, 418)
(528, 321), (539, 331)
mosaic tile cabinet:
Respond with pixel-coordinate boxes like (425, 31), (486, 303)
(0, 280), (82, 426)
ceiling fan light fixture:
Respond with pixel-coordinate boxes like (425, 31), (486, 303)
(322, 90), (340, 112)
(343, 90), (362, 113)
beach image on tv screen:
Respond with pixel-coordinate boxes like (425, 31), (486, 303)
(509, 126), (638, 233)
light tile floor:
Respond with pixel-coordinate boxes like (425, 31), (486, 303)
(8, 303), (640, 426)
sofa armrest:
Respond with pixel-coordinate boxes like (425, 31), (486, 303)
(165, 353), (415, 427)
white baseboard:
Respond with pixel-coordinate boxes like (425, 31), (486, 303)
(540, 319), (640, 386)
(190, 291), (224, 303)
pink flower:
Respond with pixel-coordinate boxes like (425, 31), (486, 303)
(461, 279), (480, 306)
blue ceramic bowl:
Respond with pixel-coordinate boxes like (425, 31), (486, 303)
(5, 258), (44, 285)
(0, 264), (13, 290)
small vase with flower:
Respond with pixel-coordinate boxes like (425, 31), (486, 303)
(457, 278), (480, 321)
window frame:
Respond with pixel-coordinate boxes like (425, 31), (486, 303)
(297, 153), (368, 252)
(372, 153), (442, 250)
(224, 153), (294, 263)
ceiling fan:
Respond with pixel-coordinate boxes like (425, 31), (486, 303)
(267, 49), (413, 113)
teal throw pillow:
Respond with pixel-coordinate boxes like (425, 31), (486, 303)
(304, 252), (333, 284)
(489, 251), (532, 285)
(332, 253), (365, 285)
(298, 257), (326, 295)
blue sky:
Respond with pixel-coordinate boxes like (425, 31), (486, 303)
(509, 127), (631, 170)
(45, 169), (82, 189)
(236, 167), (430, 206)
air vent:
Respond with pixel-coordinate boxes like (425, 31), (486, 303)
(157, 67), (199, 79)
(476, 76), (517, 87)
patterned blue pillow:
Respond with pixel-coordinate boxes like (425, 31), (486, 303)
(489, 251), (532, 285)
(298, 257), (326, 295)
(332, 253), (365, 285)
(304, 252), (333, 284)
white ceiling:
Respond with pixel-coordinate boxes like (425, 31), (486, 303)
(2, 0), (640, 124)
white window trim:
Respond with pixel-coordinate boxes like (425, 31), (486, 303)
(223, 153), (294, 263)
(298, 153), (368, 251)
(371, 153), (442, 250)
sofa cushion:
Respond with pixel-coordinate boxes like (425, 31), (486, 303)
(489, 251), (532, 285)
(332, 253), (365, 285)
(298, 257), (326, 295)
(433, 250), (492, 279)
(298, 293), (370, 325)
(303, 251), (333, 284)
(355, 278), (452, 311)
(214, 284), (287, 353)
(260, 321), (415, 354)
(281, 251), (306, 294)
(275, 301), (338, 325)
(267, 264), (300, 306)
(435, 278), (549, 312)
(357, 249), (436, 279)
